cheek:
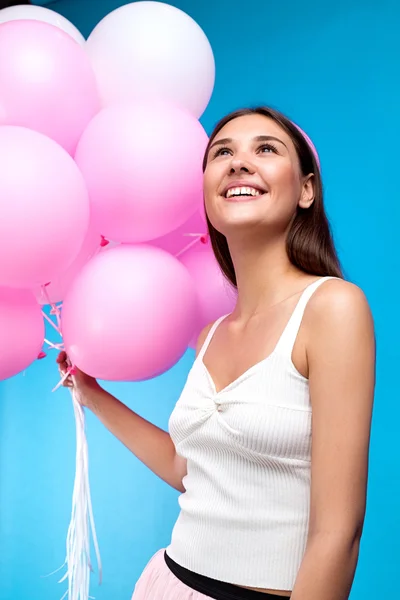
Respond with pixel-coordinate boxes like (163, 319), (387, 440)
(204, 195), (221, 231)
(265, 160), (294, 184)
(202, 170), (219, 211)
(203, 183), (213, 216)
(265, 162), (301, 199)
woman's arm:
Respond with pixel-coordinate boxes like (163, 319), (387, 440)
(291, 279), (375, 600)
(57, 324), (212, 493)
(81, 384), (188, 492)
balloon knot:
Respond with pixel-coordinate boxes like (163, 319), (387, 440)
(37, 352), (47, 360)
(100, 236), (110, 247)
(68, 366), (77, 376)
(44, 282), (51, 287)
(200, 234), (208, 244)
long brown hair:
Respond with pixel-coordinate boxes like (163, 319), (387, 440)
(203, 107), (343, 287)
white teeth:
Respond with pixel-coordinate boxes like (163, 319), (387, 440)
(225, 186), (264, 198)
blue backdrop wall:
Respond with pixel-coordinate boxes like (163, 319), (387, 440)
(1, 0), (399, 598)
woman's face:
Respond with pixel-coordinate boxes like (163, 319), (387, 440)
(203, 114), (314, 238)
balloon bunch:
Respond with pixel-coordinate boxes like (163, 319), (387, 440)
(0, 2), (236, 599)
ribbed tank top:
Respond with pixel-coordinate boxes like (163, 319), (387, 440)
(167, 277), (334, 591)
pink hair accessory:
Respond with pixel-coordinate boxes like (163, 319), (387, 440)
(292, 122), (320, 168)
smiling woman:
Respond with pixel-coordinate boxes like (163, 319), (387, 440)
(58, 106), (375, 600)
(203, 107), (343, 288)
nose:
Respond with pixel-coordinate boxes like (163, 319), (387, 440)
(229, 157), (256, 174)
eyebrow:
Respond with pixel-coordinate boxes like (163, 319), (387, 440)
(208, 134), (288, 152)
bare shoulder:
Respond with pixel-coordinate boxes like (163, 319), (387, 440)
(304, 278), (375, 352)
(306, 278), (373, 327)
(195, 323), (214, 357)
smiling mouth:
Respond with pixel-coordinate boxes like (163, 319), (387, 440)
(224, 186), (266, 199)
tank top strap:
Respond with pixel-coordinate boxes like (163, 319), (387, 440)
(275, 276), (338, 357)
(196, 314), (229, 361)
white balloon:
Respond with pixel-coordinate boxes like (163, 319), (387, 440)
(86, 1), (215, 118)
(0, 5), (85, 45)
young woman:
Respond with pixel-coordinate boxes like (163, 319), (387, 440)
(58, 106), (375, 600)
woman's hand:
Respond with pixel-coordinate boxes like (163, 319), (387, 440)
(56, 351), (100, 406)
(56, 354), (187, 491)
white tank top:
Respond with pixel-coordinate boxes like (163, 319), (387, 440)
(167, 277), (334, 591)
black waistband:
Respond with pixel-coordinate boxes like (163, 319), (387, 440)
(164, 552), (290, 600)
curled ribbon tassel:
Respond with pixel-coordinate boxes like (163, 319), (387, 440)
(41, 286), (102, 600)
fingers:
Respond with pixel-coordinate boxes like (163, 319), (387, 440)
(59, 366), (73, 387)
(56, 350), (67, 364)
(57, 354), (68, 376)
(56, 351), (73, 387)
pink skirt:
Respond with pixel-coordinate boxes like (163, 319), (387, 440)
(132, 549), (211, 599)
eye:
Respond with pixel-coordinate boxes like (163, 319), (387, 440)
(211, 146), (232, 159)
(258, 143), (278, 154)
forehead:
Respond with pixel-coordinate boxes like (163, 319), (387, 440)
(215, 114), (293, 147)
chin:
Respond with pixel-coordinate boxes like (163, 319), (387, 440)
(211, 203), (268, 232)
(213, 217), (266, 239)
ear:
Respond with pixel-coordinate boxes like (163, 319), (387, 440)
(299, 174), (315, 209)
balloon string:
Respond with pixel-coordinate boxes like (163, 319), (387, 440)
(41, 287), (102, 599)
(44, 338), (64, 350)
(175, 232), (208, 259)
(42, 309), (62, 335)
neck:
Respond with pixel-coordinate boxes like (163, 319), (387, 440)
(228, 233), (306, 319)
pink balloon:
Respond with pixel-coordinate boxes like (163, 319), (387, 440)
(151, 209), (207, 256)
(0, 126), (90, 289)
(0, 287), (44, 380)
(35, 226), (101, 305)
(62, 245), (198, 381)
(180, 243), (237, 349)
(75, 102), (208, 243)
(0, 20), (100, 155)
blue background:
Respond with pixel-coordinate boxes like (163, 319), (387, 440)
(1, 0), (399, 598)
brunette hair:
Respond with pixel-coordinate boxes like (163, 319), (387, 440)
(203, 107), (343, 286)
(0, 1), (31, 6)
